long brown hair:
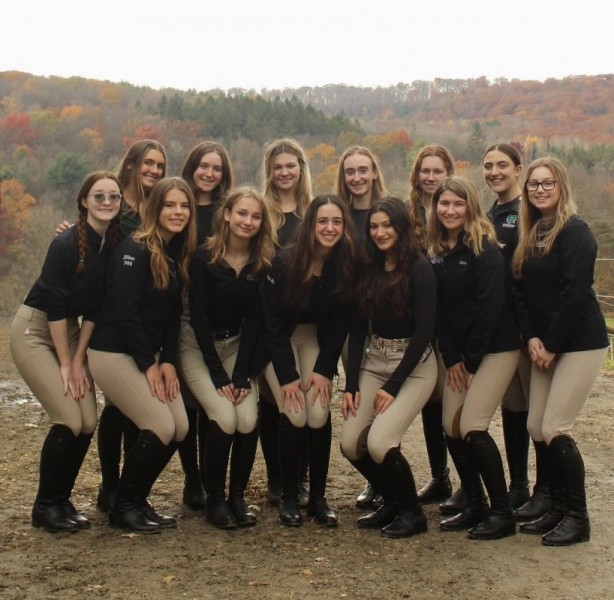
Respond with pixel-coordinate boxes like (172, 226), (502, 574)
(283, 194), (356, 309)
(181, 141), (234, 204)
(134, 177), (197, 290)
(511, 157), (576, 277)
(407, 144), (455, 249)
(206, 186), (275, 278)
(334, 146), (386, 206)
(75, 171), (122, 274)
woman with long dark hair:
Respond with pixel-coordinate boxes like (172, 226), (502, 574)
(341, 197), (438, 538)
(263, 194), (356, 527)
(10, 171), (122, 532)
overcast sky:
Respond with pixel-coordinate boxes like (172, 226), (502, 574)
(2, 1), (613, 92)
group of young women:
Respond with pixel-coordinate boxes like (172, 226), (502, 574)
(11, 135), (607, 548)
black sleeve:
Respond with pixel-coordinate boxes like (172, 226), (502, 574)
(159, 286), (182, 367)
(382, 257), (437, 396)
(188, 253), (232, 389)
(114, 243), (156, 372)
(463, 241), (505, 373)
(344, 312), (369, 395)
(231, 293), (264, 390)
(38, 235), (75, 321)
(511, 275), (533, 345)
(313, 293), (351, 380)
(262, 259), (300, 387)
(543, 221), (598, 353)
(435, 284), (462, 369)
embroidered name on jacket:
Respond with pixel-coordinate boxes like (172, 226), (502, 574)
(122, 254), (136, 267)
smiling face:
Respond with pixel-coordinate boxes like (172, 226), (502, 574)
(526, 166), (560, 218)
(139, 149), (166, 191)
(193, 151), (223, 199)
(224, 195), (263, 241)
(418, 155), (448, 197)
(436, 189), (467, 236)
(369, 210), (399, 255)
(343, 153), (378, 202)
(314, 203), (344, 252)
(483, 149), (522, 200)
(82, 177), (121, 230)
(272, 152), (301, 194)
(158, 187), (191, 241)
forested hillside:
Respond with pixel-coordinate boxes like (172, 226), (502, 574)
(1, 71), (614, 313)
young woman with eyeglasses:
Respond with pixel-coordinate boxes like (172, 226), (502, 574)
(262, 195), (357, 528)
(88, 177), (197, 534)
(341, 197), (438, 539)
(511, 157), (607, 546)
(428, 175), (521, 540)
(10, 171), (122, 533)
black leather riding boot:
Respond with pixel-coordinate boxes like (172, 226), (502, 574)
(501, 407), (530, 509)
(228, 429), (259, 527)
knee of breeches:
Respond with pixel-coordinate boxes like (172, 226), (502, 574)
(340, 440), (359, 462)
(155, 420), (177, 446)
(366, 437), (391, 465)
(283, 410), (307, 429)
(541, 424), (564, 446)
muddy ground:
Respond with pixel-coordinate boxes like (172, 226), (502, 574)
(1, 323), (613, 600)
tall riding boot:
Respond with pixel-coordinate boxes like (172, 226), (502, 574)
(298, 433), (310, 508)
(306, 416), (337, 527)
(417, 401), (452, 503)
(519, 441), (566, 535)
(440, 436), (488, 531)
(379, 448), (428, 539)
(179, 407), (206, 510)
(198, 408), (209, 494)
(204, 421), (236, 530)
(350, 454), (397, 529)
(138, 440), (178, 529)
(502, 407), (530, 509)
(542, 435), (591, 546)
(228, 429), (259, 527)
(32, 425), (80, 533)
(465, 430), (516, 540)
(57, 432), (93, 529)
(514, 440), (552, 521)
(123, 416), (140, 457)
(109, 430), (168, 534)
(96, 404), (123, 512)
(278, 414), (306, 527)
(258, 398), (282, 505)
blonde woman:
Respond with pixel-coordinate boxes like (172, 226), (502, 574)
(511, 157), (608, 546)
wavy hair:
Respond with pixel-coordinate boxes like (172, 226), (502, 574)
(181, 141), (234, 205)
(134, 177), (197, 290)
(427, 175), (498, 257)
(407, 144), (455, 249)
(511, 157), (577, 277)
(283, 194), (356, 309)
(262, 138), (312, 232)
(358, 197), (422, 318)
(206, 186), (275, 278)
(118, 139), (167, 215)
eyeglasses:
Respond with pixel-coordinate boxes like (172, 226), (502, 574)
(88, 193), (122, 203)
(526, 180), (557, 192)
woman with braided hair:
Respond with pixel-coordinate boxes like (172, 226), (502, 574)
(10, 171), (122, 532)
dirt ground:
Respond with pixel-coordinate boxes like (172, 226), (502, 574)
(1, 323), (613, 600)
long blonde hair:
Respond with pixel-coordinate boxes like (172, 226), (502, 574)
(134, 177), (197, 290)
(427, 175), (498, 257)
(262, 138), (312, 232)
(206, 187), (276, 277)
(511, 157), (577, 277)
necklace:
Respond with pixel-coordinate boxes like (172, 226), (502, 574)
(224, 252), (249, 273)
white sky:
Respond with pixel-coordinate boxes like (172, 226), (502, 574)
(2, 0), (613, 92)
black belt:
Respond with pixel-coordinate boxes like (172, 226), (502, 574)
(212, 329), (240, 340)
